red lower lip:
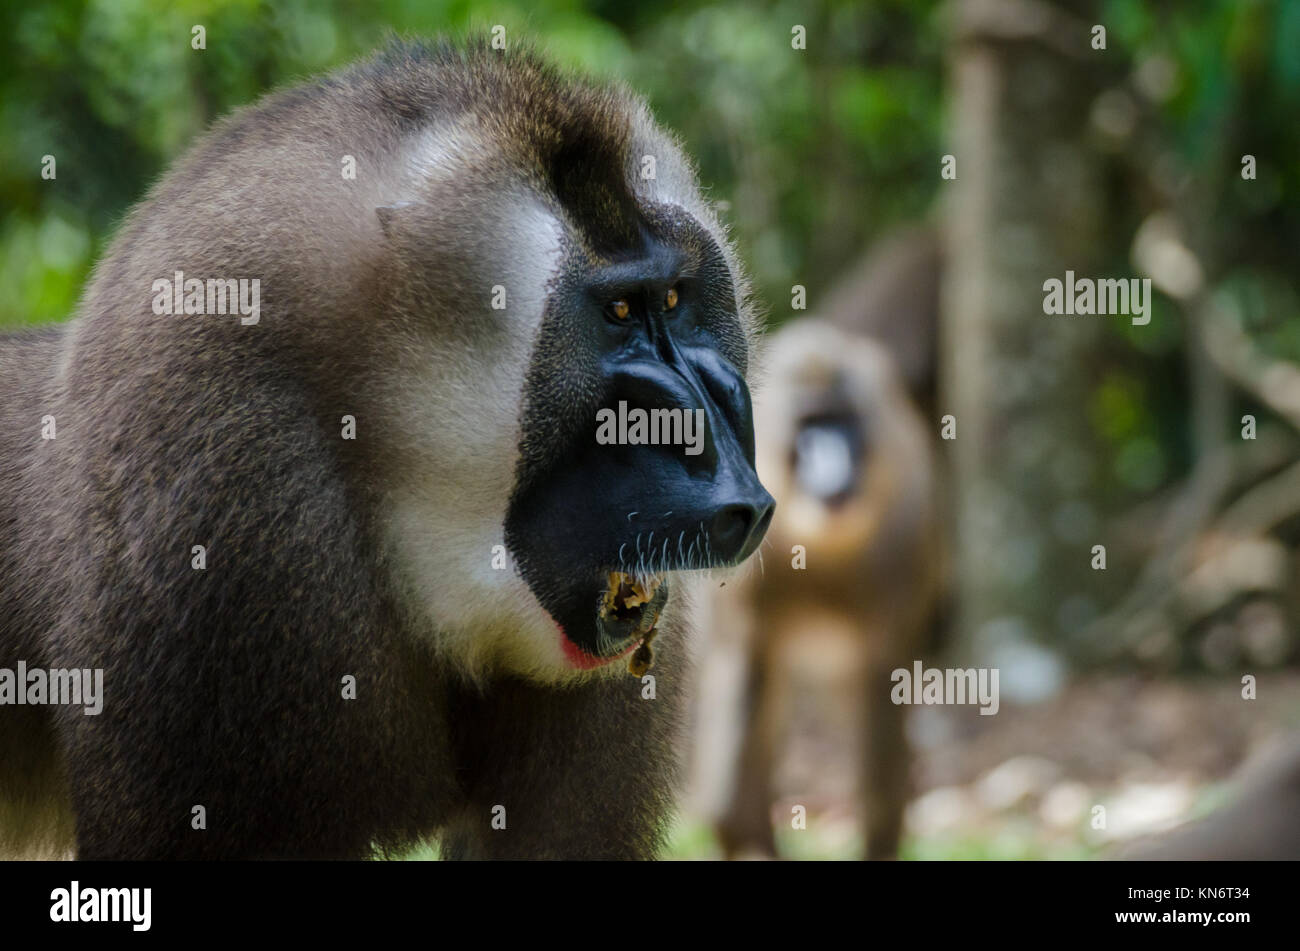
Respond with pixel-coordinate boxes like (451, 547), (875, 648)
(559, 630), (642, 670)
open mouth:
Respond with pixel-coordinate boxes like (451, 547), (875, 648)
(560, 570), (668, 672)
(792, 412), (865, 509)
(601, 570), (664, 626)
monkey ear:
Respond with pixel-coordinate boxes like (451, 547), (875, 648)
(376, 201), (416, 239)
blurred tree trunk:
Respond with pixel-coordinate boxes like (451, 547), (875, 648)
(941, 0), (1107, 672)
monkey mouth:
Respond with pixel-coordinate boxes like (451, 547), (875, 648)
(601, 570), (665, 624)
(560, 571), (668, 669)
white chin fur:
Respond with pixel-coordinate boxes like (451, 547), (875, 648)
(381, 495), (577, 683)
(372, 192), (585, 682)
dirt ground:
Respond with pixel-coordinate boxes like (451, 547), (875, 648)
(673, 671), (1300, 859)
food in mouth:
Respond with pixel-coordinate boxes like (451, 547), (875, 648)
(602, 571), (662, 619)
(627, 626), (659, 678)
(598, 571), (665, 675)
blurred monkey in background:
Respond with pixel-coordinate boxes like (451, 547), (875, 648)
(691, 315), (945, 859)
(823, 227), (942, 419)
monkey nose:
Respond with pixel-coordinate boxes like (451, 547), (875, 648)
(707, 490), (775, 565)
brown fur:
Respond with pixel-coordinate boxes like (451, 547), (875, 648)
(824, 226), (942, 418)
(0, 39), (747, 859)
(693, 318), (943, 859)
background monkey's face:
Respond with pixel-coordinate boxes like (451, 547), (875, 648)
(368, 89), (771, 681)
(753, 321), (918, 560)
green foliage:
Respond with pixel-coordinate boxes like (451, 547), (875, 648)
(0, 0), (945, 328)
(3, 0), (1298, 623)
(1086, 0), (1300, 504)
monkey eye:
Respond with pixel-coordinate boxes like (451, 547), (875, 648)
(664, 287), (679, 310)
(607, 299), (631, 321)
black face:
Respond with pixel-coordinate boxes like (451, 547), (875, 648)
(505, 210), (773, 667)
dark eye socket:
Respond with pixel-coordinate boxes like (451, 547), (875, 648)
(603, 285), (682, 323)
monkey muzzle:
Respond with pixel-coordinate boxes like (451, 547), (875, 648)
(505, 259), (773, 676)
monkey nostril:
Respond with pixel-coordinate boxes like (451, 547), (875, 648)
(712, 505), (753, 549)
(708, 498), (774, 564)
